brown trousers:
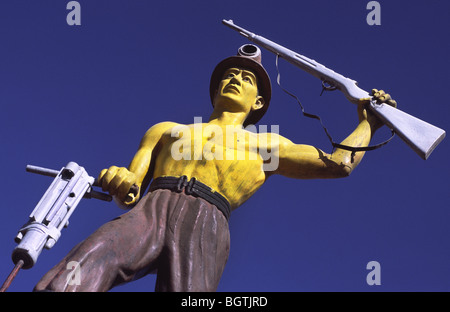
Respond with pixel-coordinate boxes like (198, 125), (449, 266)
(34, 189), (230, 292)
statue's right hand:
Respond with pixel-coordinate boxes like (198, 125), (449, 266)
(98, 166), (138, 205)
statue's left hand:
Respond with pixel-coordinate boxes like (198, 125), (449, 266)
(358, 89), (397, 130)
(369, 89), (397, 107)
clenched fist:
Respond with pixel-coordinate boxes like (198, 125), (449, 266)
(359, 89), (397, 130)
(98, 166), (139, 207)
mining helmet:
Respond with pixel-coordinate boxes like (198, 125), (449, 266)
(209, 44), (271, 126)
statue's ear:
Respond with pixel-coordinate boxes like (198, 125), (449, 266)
(252, 96), (265, 112)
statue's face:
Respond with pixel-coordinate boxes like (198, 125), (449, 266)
(214, 67), (263, 115)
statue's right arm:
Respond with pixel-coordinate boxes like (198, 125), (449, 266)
(98, 121), (178, 208)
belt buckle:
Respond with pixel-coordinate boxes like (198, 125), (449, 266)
(185, 177), (196, 195)
(176, 175), (188, 192)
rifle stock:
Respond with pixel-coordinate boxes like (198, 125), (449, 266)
(223, 19), (445, 159)
(369, 103), (445, 160)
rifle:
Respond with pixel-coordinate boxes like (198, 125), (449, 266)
(0, 161), (112, 292)
(223, 19), (445, 160)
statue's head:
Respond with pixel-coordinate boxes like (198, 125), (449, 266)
(210, 45), (271, 127)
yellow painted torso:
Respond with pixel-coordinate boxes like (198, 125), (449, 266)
(152, 123), (270, 209)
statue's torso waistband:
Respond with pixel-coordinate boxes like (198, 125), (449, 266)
(149, 176), (231, 221)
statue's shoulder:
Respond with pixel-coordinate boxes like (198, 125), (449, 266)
(250, 128), (290, 146)
(140, 121), (182, 145)
(147, 121), (181, 134)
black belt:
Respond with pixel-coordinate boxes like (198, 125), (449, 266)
(149, 176), (231, 221)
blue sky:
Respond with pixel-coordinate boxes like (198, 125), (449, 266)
(1, 0), (449, 292)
